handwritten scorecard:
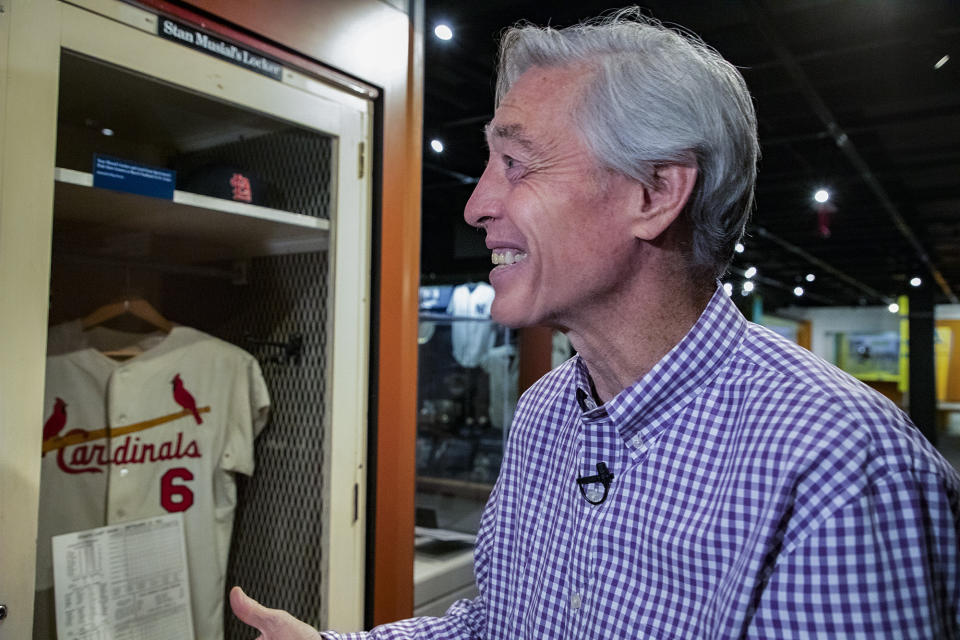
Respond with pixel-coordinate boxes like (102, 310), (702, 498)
(52, 514), (195, 640)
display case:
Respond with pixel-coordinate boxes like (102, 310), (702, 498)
(834, 331), (903, 382)
(2, 2), (374, 636)
(413, 284), (518, 615)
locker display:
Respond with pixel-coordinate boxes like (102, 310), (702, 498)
(32, 10), (372, 636)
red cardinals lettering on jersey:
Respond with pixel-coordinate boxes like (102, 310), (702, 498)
(58, 432), (201, 474)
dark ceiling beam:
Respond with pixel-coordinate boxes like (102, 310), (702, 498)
(423, 161), (479, 185)
(423, 180), (478, 192)
(745, 0), (958, 303)
(439, 114), (491, 129)
(761, 103), (960, 147)
(744, 26), (960, 71)
(424, 89), (483, 114)
(756, 158), (960, 188)
(751, 226), (889, 303)
(754, 171), (867, 191)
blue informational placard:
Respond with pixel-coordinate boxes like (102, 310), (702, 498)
(92, 154), (176, 200)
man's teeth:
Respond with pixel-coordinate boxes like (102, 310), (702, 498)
(491, 250), (528, 265)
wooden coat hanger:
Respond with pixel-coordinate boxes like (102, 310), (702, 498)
(81, 297), (174, 334)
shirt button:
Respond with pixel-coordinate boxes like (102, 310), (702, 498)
(119, 468), (129, 477)
(584, 397), (597, 410)
(570, 592), (582, 610)
(631, 435), (647, 452)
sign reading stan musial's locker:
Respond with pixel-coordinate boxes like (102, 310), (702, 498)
(157, 17), (283, 81)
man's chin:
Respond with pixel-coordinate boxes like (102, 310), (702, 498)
(490, 302), (524, 329)
(490, 300), (539, 330)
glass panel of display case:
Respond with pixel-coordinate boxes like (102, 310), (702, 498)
(415, 284), (517, 540)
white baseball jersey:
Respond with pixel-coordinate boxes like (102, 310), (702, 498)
(37, 326), (269, 640)
(446, 282), (496, 368)
(479, 344), (518, 431)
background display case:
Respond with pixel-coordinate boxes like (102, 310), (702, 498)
(413, 284), (517, 615)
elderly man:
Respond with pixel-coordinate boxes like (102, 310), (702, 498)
(232, 9), (960, 638)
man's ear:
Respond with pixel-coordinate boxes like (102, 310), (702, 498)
(630, 164), (698, 241)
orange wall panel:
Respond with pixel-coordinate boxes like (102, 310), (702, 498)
(519, 326), (555, 393)
(938, 320), (960, 401)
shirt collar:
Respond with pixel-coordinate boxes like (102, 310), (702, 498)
(573, 286), (746, 446)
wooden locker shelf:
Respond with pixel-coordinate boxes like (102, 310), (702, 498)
(54, 167), (329, 262)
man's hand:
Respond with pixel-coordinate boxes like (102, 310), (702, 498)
(230, 586), (321, 639)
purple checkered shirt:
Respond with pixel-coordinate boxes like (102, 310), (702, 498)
(327, 289), (960, 638)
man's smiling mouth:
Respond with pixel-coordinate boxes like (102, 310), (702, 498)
(491, 249), (529, 265)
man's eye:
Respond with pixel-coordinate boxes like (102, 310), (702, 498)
(502, 155), (525, 181)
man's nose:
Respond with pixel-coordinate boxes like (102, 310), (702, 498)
(464, 166), (501, 229)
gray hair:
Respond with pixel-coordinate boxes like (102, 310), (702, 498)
(496, 8), (759, 279)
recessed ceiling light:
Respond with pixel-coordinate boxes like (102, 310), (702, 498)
(101, 128), (114, 136)
(888, 303), (899, 313)
(934, 54), (950, 70)
(742, 281), (755, 293)
(805, 273), (815, 282)
(793, 286), (804, 297)
(910, 277), (922, 287)
(430, 139), (444, 153)
(814, 189), (829, 203)
(434, 24), (453, 41)
(734, 242), (745, 253)
(744, 266), (757, 279)
(723, 282), (733, 296)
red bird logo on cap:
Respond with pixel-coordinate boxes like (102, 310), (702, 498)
(42, 397), (68, 455)
(172, 374), (203, 425)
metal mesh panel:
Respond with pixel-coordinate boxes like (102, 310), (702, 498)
(153, 122), (336, 638)
(173, 129), (333, 219)
(220, 251), (330, 639)
(158, 251), (331, 638)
